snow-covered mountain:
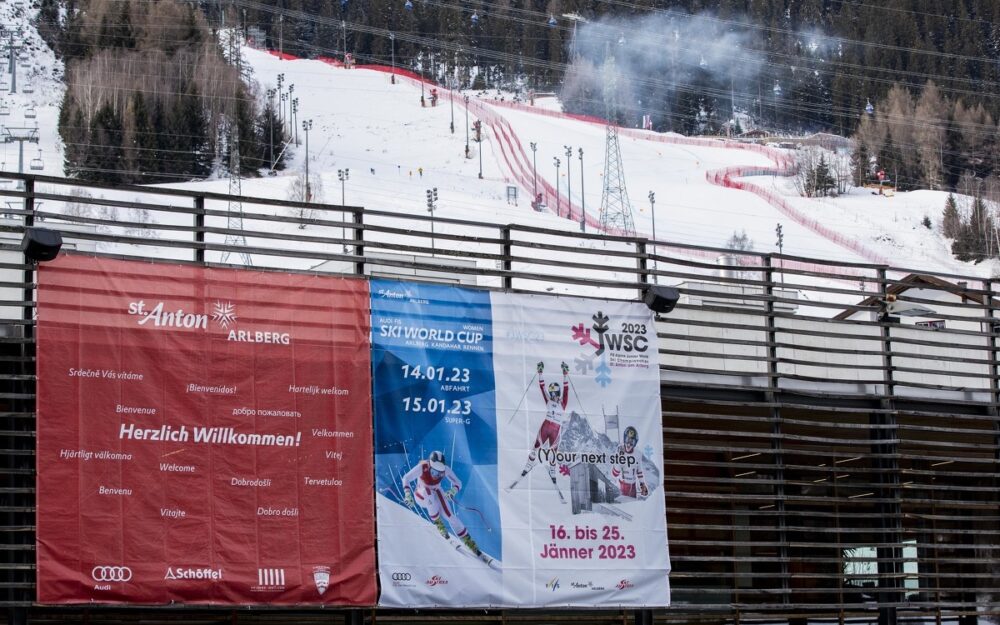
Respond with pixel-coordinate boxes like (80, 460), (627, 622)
(0, 0), (63, 178)
(4, 8), (994, 284)
(186, 46), (998, 281)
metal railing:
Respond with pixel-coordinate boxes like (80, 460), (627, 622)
(0, 172), (998, 624)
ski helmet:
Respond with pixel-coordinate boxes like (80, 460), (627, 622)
(547, 382), (561, 400)
(623, 426), (638, 451)
(428, 450), (447, 471)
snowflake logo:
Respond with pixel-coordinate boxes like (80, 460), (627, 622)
(211, 301), (237, 329)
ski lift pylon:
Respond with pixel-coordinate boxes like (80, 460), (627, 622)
(29, 150), (43, 171)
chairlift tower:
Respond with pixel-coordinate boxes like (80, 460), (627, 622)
(598, 51), (636, 237)
(220, 27), (252, 266)
(2, 30), (22, 93)
(2, 126), (39, 176)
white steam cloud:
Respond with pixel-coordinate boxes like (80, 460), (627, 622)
(561, 11), (767, 131)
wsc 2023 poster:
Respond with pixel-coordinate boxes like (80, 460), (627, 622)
(372, 279), (670, 608)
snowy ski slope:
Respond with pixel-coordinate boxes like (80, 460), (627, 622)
(1, 0), (993, 284)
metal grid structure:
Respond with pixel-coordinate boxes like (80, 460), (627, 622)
(1, 172), (998, 625)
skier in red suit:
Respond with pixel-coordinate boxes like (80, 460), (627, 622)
(403, 450), (481, 555)
(509, 361), (570, 499)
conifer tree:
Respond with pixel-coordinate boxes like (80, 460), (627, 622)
(942, 194), (961, 240)
(82, 103), (125, 183)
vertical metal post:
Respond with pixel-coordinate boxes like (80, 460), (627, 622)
(530, 142), (537, 201)
(578, 148), (585, 232)
(267, 89), (275, 167)
(194, 196), (205, 264)
(501, 225), (512, 291)
(981, 281), (1000, 622)
(352, 210), (365, 277)
(985, 279), (1000, 479)
(635, 239), (648, 299)
(564, 145), (572, 220)
(762, 255), (790, 606)
(304, 123), (311, 201)
(875, 267), (901, 625)
(9, 41), (16, 94)
(648, 192), (656, 283)
(554, 158), (561, 217)
(464, 96), (470, 158)
(22, 178), (34, 324)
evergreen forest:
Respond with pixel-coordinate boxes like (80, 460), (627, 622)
(33, 0), (1000, 188)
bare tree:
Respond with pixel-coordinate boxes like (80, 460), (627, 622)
(913, 81), (948, 190)
(829, 151), (853, 195)
(287, 170), (324, 227)
(792, 147), (836, 198)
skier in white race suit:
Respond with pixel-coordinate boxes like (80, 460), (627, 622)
(611, 425), (648, 498)
(402, 450), (482, 555)
(510, 360), (570, 493)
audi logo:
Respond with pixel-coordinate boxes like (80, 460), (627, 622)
(391, 572), (412, 581)
(91, 566), (132, 582)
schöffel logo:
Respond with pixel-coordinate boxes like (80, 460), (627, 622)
(164, 567), (223, 581)
(91, 566), (132, 582)
(545, 577), (560, 591)
(251, 568), (286, 591)
(425, 575), (448, 587)
(617, 579), (635, 590)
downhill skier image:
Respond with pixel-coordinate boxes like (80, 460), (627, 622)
(509, 360), (571, 499)
(611, 426), (648, 499)
(402, 451), (484, 557)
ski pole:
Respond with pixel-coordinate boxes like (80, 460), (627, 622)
(452, 498), (492, 531)
(396, 466), (433, 524)
(568, 377), (594, 422)
(505, 372), (538, 424)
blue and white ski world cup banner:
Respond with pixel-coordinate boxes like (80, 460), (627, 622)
(372, 280), (670, 608)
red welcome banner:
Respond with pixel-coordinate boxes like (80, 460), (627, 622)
(36, 255), (376, 605)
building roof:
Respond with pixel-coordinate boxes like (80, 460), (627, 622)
(832, 273), (981, 320)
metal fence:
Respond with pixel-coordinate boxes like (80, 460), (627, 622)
(1, 172), (998, 625)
